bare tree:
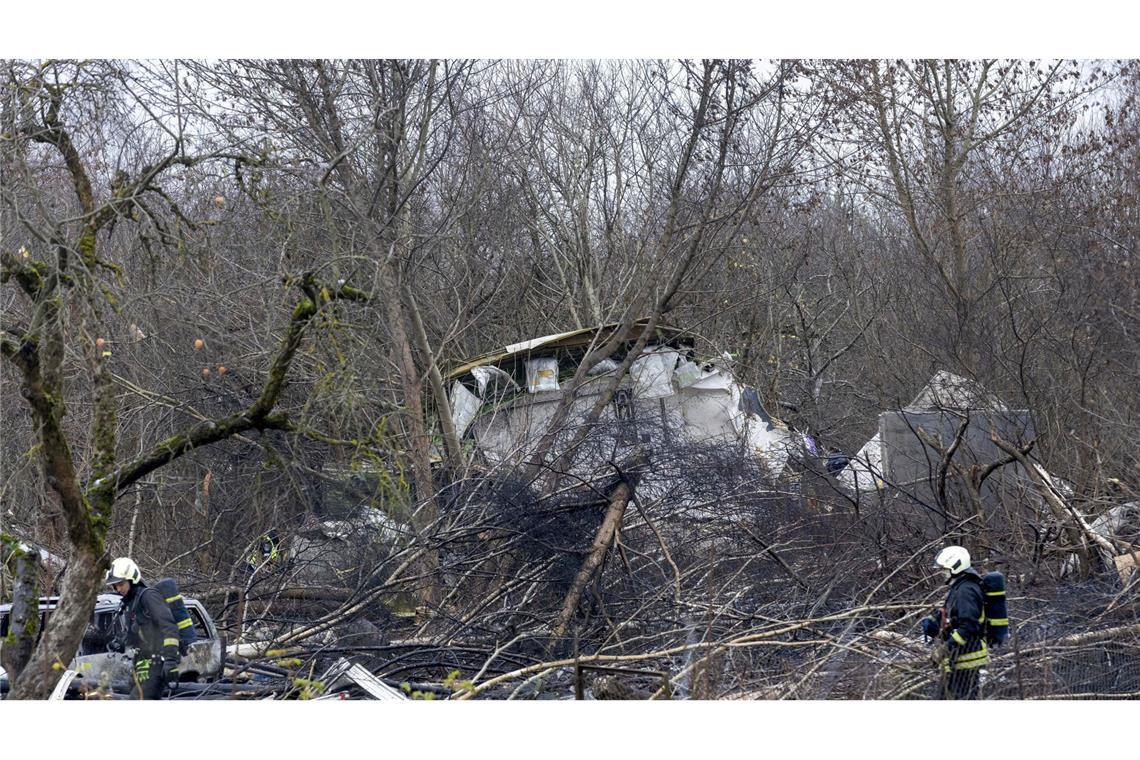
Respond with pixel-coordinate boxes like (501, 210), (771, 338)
(0, 60), (367, 698)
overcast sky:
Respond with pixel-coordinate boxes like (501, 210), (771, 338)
(7, 0), (1139, 58)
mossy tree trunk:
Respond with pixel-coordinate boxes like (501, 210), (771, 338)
(0, 538), (41, 684)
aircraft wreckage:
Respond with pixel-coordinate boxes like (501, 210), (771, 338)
(443, 318), (797, 480)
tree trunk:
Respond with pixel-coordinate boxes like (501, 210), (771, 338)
(9, 546), (101, 700)
(0, 540), (41, 685)
(382, 264), (441, 607)
(403, 283), (464, 469)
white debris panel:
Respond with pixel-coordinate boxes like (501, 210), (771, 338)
(445, 330), (795, 478)
(835, 432), (885, 495)
(630, 347), (680, 399)
(834, 371), (1013, 498)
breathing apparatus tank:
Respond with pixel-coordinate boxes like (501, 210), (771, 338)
(982, 571), (1009, 647)
(155, 577), (197, 655)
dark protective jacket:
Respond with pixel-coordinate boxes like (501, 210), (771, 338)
(940, 568), (988, 672)
(118, 582), (181, 664)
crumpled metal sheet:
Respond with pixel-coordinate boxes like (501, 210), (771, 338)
(319, 657), (408, 700)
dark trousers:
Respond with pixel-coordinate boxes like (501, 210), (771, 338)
(132, 656), (166, 700)
(937, 668), (980, 700)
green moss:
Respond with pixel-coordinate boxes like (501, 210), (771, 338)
(92, 413), (117, 468)
(291, 677), (326, 700)
(87, 506), (111, 548)
(77, 230), (96, 264)
(28, 259), (49, 284)
(155, 433), (185, 453)
(2, 533), (25, 553)
(99, 284), (120, 311)
(293, 298), (316, 320)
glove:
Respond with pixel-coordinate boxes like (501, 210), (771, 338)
(928, 639), (949, 668)
(162, 659), (180, 689)
(134, 656), (153, 683)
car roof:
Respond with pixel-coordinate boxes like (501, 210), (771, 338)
(0, 593), (201, 614)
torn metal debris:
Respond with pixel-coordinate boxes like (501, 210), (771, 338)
(317, 657), (408, 700)
(443, 319), (796, 480)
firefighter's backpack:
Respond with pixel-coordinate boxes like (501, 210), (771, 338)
(982, 571), (1009, 647)
(155, 577), (198, 655)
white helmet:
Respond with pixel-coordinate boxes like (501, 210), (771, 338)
(934, 546), (971, 576)
(105, 557), (142, 586)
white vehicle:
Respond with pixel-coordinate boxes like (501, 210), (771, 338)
(0, 593), (225, 695)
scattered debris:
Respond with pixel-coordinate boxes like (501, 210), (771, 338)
(1062, 501), (1140, 579)
(318, 657), (408, 700)
(1114, 552), (1138, 585)
(7, 654), (417, 700)
(833, 371), (1033, 504)
(834, 432), (884, 496)
(48, 670), (80, 701)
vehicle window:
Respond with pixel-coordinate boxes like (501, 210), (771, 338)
(80, 623), (104, 655)
(1, 607), (116, 655)
(79, 611), (116, 655)
(188, 607), (210, 639)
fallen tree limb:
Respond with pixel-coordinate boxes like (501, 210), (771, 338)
(271, 548), (424, 649)
(991, 432), (1120, 574)
(196, 585), (358, 604)
(455, 602), (916, 699)
(548, 476), (635, 649)
(740, 525), (810, 591)
(882, 620), (1140, 700)
(1028, 690), (1140, 700)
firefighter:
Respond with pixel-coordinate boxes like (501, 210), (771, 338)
(921, 545), (988, 700)
(246, 531), (281, 574)
(106, 557), (181, 700)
